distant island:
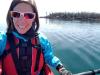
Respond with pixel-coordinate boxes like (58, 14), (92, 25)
(40, 12), (100, 23)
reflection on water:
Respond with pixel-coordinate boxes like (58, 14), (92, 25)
(39, 18), (100, 74)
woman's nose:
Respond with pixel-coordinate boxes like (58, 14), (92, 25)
(19, 14), (24, 19)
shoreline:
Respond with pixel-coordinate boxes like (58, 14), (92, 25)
(40, 12), (100, 23)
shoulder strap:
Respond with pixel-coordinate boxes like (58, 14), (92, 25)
(7, 33), (22, 75)
(19, 39), (32, 75)
(1, 49), (11, 59)
(34, 33), (43, 72)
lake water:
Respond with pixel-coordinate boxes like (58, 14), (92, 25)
(0, 18), (100, 75)
(39, 18), (100, 75)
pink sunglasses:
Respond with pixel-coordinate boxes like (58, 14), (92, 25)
(10, 11), (36, 19)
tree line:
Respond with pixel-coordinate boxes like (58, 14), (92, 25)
(41, 12), (100, 23)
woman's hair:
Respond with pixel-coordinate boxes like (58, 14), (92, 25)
(6, 0), (39, 33)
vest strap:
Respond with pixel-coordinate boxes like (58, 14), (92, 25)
(7, 33), (22, 75)
(0, 49), (11, 59)
(19, 39), (32, 75)
(34, 35), (42, 72)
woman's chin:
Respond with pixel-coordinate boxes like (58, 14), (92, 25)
(17, 30), (27, 34)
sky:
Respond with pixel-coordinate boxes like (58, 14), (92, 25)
(36, 0), (100, 16)
(0, 0), (100, 23)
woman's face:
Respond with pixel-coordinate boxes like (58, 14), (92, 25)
(11, 3), (36, 34)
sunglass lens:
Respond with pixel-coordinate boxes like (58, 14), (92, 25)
(24, 13), (34, 19)
(12, 12), (20, 18)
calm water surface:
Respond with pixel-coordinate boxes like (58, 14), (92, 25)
(39, 18), (100, 74)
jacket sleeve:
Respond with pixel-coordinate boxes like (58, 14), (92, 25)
(0, 32), (7, 75)
(0, 60), (2, 75)
(0, 32), (7, 56)
(39, 33), (62, 68)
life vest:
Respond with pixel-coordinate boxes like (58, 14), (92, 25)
(1, 33), (54, 75)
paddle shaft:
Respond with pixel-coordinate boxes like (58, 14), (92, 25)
(74, 69), (100, 75)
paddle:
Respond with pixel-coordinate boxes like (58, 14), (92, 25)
(74, 68), (100, 75)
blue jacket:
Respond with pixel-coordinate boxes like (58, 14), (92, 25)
(0, 32), (62, 68)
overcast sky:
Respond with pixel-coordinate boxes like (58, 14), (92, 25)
(0, 0), (100, 23)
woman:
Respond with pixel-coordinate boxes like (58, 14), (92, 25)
(0, 0), (72, 75)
